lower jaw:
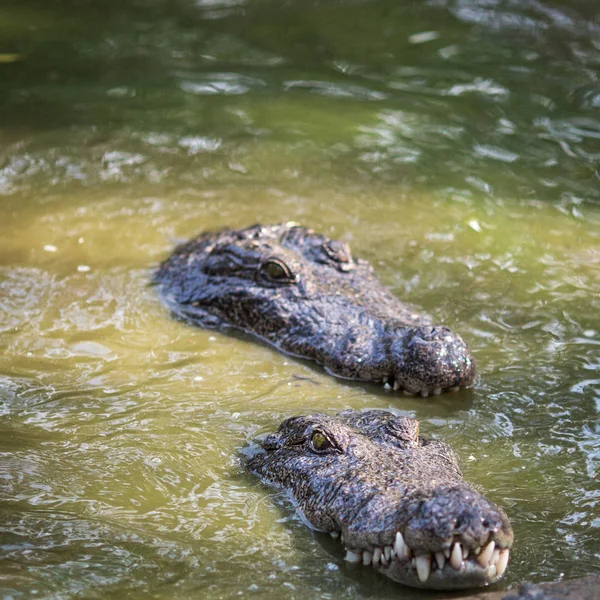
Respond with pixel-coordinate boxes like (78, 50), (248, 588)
(375, 559), (501, 591)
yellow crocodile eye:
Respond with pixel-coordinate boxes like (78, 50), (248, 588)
(263, 260), (294, 282)
(266, 261), (287, 279)
(310, 431), (328, 451)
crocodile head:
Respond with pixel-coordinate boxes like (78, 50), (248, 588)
(155, 223), (475, 396)
(246, 410), (513, 590)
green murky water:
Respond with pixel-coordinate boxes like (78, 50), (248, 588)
(1, 1), (599, 598)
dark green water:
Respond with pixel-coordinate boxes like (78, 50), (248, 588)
(1, 1), (599, 598)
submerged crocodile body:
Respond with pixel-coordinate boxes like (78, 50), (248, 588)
(154, 223), (475, 396)
(246, 410), (513, 591)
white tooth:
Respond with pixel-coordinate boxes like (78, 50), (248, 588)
(487, 564), (497, 579)
(394, 532), (411, 560)
(384, 546), (392, 562)
(435, 552), (446, 570)
(394, 532), (405, 560)
(390, 548), (396, 559)
(463, 546), (469, 560)
(496, 549), (509, 577)
(372, 548), (382, 565)
(474, 546), (480, 555)
(393, 380), (401, 391)
(416, 555), (432, 583)
(330, 531), (340, 539)
(491, 549), (500, 565)
(451, 386), (460, 392)
(420, 389), (429, 398)
(345, 549), (362, 563)
(450, 543), (463, 570)
(384, 382), (391, 391)
(443, 548), (451, 559)
(477, 541), (495, 567)
(363, 551), (372, 566)
(403, 390), (415, 396)
(433, 388), (442, 395)
(394, 532), (402, 555)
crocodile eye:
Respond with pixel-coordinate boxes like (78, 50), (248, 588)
(309, 430), (335, 453)
(261, 259), (295, 283)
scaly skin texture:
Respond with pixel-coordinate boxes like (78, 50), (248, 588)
(154, 223), (475, 395)
(246, 410), (513, 591)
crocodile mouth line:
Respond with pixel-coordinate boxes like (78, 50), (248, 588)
(383, 380), (462, 397)
(337, 531), (510, 585)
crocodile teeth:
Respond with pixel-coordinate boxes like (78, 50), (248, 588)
(343, 542), (509, 584)
(451, 386), (460, 392)
(433, 387), (442, 395)
(345, 549), (362, 563)
(420, 389), (429, 398)
(343, 534), (510, 584)
(384, 545), (392, 562)
(384, 382), (392, 391)
(477, 540), (495, 567)
(491, 549), (500, 566)
(415, 555), (431, 583)
(393, 380), (401, 391)
(394, 531), (411, 560)
(496, 549), (510, 576)
(330, 531), (340, 539)
(450, 542), (463, 570)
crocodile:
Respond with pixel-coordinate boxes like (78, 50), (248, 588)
(246, 409), (513, 591)
(154, 223), (475, 396)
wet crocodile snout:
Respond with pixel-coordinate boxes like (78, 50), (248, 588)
(403, 485), (513, 552)
(345, 484), (513, 589)
(389, 325), (476, 396)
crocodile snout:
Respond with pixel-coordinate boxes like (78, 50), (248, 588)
(343, 484), (513, 590)
(403, 485), (513, 553)
(388, 325), (476, 396)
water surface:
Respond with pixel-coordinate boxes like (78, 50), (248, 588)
(1, 1), (599, 598)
